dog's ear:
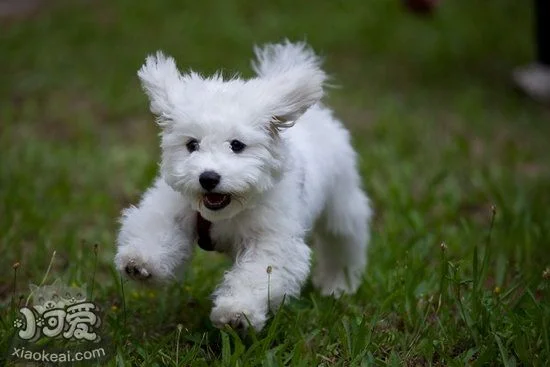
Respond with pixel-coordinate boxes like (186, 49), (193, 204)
(138, 52), (183, 118)
(253, 41), (327, 126)
(266, 68), (325, 126)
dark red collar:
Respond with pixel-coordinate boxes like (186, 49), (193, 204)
(196, 212), (215, 251)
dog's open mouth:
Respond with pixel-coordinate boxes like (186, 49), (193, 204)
(203, 193), (231, 210)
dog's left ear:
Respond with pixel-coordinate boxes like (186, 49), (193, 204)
(138, 52), (183, 118)
(267, 68), (325, 126)
(253, 41), (327, 127)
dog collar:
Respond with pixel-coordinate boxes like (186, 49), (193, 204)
(196, 212), (215, 251)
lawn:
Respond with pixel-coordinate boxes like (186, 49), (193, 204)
(1, 0), (549, 365)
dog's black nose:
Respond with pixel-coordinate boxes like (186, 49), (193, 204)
(199, 171), (221, 191)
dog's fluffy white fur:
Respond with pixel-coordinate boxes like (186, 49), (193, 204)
(114, 41), (372, 331)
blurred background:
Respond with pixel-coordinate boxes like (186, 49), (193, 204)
(1, 0), (549, 364)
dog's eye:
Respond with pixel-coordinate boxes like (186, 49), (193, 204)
(230, 140), (246, 153)
(186, 138), (200, 153)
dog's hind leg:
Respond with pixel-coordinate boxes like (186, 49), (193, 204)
(312, 182), (371, 297)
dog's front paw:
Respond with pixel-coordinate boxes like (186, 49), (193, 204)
(312, 268), (362, 297)
(123, 258), (152, 281)
(210, 297), (267, 332)
(115, 247), (158, 282)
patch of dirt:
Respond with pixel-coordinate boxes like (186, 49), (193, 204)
(0, 281), (13, 301)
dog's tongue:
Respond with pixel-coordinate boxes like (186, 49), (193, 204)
(203, 193), (231, 210)
(204, 193), (227, 204)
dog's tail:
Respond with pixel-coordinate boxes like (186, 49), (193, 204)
(252, 40), (325, 79)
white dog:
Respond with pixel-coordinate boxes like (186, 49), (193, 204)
(114, 41), (372, 331)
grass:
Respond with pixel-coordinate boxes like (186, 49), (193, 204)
(1, 0), (549, 365)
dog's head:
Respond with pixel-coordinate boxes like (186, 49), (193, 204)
(138, 42), (326, 221)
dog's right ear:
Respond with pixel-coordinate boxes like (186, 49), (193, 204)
(138, 52), (183, 118)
